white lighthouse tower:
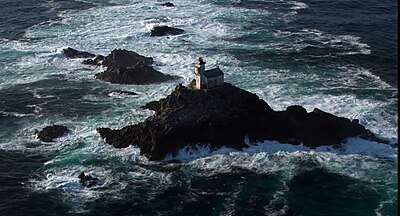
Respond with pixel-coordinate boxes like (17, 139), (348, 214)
(194, 57), (206, 89)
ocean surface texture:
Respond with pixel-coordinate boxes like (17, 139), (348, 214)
(0, 0), (397, 215)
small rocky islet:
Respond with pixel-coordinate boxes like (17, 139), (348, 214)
(160, 2), (174, 7)
(150, 26), (184, 37)
(78, 172), (100, 188)
(36, 125), (70, 142)
(63, 48), (176, 85)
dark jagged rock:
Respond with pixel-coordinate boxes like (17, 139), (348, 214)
(63, 47), (95, 59)
(97, 83), (386, 161)
(83, 54), (105, 66)
(141, 100), (161, 111)
(95, 49), (175, 84)
(96, 64), (175, 84)
(78, 172), (99, 187)
(101, 49), (154, 68)
(36, 125), (70, 142)
(150, 26), (184, 37)
(62, 48), (175, 85)
(161, 2), (174, 7)
(110, 90), (138, 96)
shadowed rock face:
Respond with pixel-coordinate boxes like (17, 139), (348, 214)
(95, 64), (175, 85)
(101, 49), (154, 68)
(94, 49), (175, 84)
(97, 82), (385, 161)
(140, 100), (161, 111)
(150, 26), (184, 37)
(37, 125), (70, 142)
(82, 55), (105, 66)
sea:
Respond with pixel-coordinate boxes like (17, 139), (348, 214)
(0, 0), (397, 215)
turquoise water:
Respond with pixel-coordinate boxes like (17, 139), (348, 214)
(0, 0), (397, 215)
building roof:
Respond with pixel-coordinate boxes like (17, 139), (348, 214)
(204, 67), (224, 78)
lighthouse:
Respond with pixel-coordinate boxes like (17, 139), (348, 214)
(193, 57), (224, 89)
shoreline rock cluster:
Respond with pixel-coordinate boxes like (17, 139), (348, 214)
(97, 81), (387, 161)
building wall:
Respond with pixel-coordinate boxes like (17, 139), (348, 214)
(216, 75), (224, 86)
(205, 75), (224, 88)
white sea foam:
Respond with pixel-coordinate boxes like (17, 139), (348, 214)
(164, 137), (397, 164)
(30, 165), (118, 201)
(274, 28), (372, 60)
(0, 111), (35, 118)
(31, 89), (57, 99)
(290, 1), (309, 10)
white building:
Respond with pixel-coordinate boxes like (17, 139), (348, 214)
(193, 57), (224, 89)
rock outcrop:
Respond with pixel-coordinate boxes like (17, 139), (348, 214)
(63, 48), (176, 85)
(78, 172), (99, 187)
(36, 125), (70, 142)
(161, 2), (175, 7)
(109, 90), (138, 96)
(97, 82), (385, 161)
(95, 64), (175, 85)
(101, 49), (154, 67)
(82, 54), (105, 66)
(150, 26), (184, 37)
(140, 100), (161, 111)
(63, 47), (95, 59)
(95, 49), (175, 84)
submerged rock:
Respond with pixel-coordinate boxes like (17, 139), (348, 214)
(161, 2), (174, 7)
(78, 172), (99, 187)
(109, 90), (138, 96)
(95, 49), (175, 84)
(63, 47), (95, 59)
(36, 125), (70, 142)
(97, 82), (385, 161)
(150, 26), (184, 37)
(82, 54), (105, 66)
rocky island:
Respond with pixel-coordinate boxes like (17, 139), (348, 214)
(63, 48), (176, 84)
(36, 125), (70, 142)
(150, 26), (184, 37)
(97, 58), (385, 161)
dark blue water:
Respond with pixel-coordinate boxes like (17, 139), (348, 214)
(0, 150), (71, 215)
(223, 0), (398, 87)
(293, 0), (398, 87)
(0, 0), (95, 40)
